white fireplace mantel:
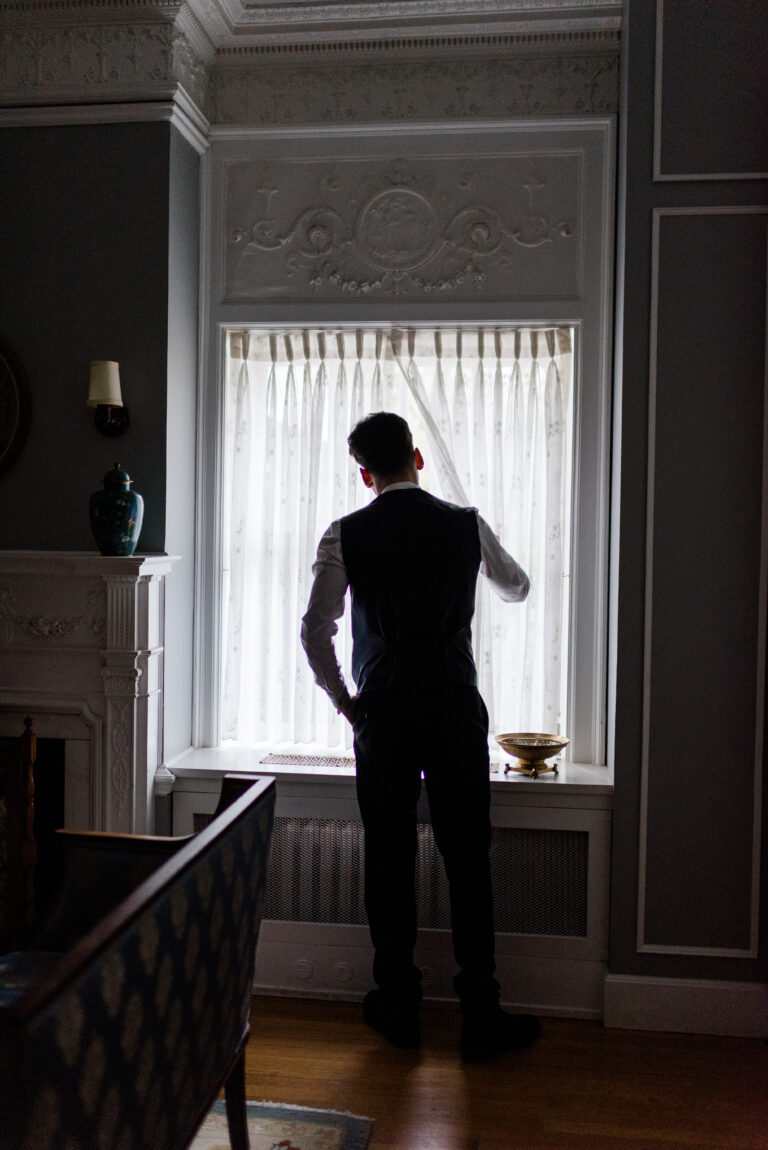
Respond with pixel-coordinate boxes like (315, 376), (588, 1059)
(0, 551), (179, 834)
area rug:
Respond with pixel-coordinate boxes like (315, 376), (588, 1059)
(189, 1099), (373, 1150)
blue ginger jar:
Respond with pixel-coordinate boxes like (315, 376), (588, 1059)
(89, 463), (144, 556)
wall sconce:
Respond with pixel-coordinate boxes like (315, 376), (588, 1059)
(87, 360), (130, 437)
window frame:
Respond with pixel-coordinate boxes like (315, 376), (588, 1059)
(194, 119), (616, 768)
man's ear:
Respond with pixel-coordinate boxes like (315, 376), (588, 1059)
(360, 467), (374, 488)
(414, 447), (424, 471)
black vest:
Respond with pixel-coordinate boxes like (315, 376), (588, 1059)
(339, 488), (481, 694)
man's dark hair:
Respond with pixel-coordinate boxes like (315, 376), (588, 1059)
(348, 412), (414, 477)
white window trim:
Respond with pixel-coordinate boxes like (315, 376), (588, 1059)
(193, 118), (616, 768)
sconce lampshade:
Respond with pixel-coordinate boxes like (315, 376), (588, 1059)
(88, 361), (123, 408)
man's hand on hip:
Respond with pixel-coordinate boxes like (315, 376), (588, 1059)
(340, 695), (359, 724)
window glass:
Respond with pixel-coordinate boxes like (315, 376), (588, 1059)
(221, 327), (573, 753)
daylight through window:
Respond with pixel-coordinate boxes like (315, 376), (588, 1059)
(221, 327), (574, 753)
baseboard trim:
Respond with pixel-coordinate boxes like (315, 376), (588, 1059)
(604, 974), (768, 1038)
(253, 921), (606, 1019)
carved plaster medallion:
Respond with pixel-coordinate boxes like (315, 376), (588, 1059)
(357, 189), (439, 270)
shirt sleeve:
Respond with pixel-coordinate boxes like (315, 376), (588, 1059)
(476, 512), (530, 602)
(300, 521), (354, 713)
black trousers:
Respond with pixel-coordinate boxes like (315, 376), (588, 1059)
(352, 684), (499, 1010)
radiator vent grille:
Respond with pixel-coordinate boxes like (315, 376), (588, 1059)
(259, 816), (588, 937)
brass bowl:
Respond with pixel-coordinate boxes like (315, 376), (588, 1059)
(495, 732), (569, 777)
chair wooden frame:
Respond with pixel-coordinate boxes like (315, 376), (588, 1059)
(0, 773), (276, 1150)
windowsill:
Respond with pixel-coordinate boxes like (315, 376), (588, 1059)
(169, 744), (613, 797)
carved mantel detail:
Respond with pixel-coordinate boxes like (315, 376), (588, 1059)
(0, 552), (177, 834)
(0, 586), (105, 644)
(224, 153), (581, 302)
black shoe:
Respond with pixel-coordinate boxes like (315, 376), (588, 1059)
(363, 989), (421, 1049)
(460, 1009), (541, 1062)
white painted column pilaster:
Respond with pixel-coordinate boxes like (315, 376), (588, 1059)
(101, 558), (176, 832)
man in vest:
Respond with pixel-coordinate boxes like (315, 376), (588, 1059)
(301, 411), (540, 1061)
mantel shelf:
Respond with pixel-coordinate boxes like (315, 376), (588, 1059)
(0, 551), (180, 577)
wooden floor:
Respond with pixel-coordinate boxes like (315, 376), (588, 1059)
(245, 996), (768, 1150)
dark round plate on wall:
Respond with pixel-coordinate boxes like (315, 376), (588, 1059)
(0, 340), (32, 476)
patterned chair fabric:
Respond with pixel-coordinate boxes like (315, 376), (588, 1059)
(0, 774), (276, 1150)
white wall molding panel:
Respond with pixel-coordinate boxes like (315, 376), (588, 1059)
(653, 0), (768, 181)
(637, 206), (768, 961)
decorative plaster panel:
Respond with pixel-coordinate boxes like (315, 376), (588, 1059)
(213, 53), (617, 126)
(0, 581), (105, 647)
(223, 150), (581, 302)
(106, 696), (133, 825)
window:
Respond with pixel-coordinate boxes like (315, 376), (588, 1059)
(220, 326), (573, 753)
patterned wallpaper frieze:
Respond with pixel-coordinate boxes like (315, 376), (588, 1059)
(0, 21), (210, 113)
(213, 52), (618, 126)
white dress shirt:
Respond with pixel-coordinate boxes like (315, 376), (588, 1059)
(300, 482), (530, 713)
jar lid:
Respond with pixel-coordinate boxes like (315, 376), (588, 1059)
(103, 462), (133, 487)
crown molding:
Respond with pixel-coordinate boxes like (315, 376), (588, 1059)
(0, 0), (183, 28)
(214, 26), (619, 64)
(0, 87), (209, 150)
(0, 0), (620, 125)
(173, 2), (218, 61)
(1, 0), (622, 50)
(211, 0), (621, 38)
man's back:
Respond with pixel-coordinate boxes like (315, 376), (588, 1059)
(340, 488), (481, 694)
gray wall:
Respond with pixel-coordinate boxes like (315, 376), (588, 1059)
(611, 0), (767, 980)
(0, 119), (200, 768)
(0, 122), (172, 551)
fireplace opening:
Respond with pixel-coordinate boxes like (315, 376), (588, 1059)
(33, 738), (65, 926)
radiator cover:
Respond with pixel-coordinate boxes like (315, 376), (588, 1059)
(252, 815), (589, 938)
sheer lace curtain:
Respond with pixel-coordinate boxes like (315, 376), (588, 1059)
(221, 327), (573, 752)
